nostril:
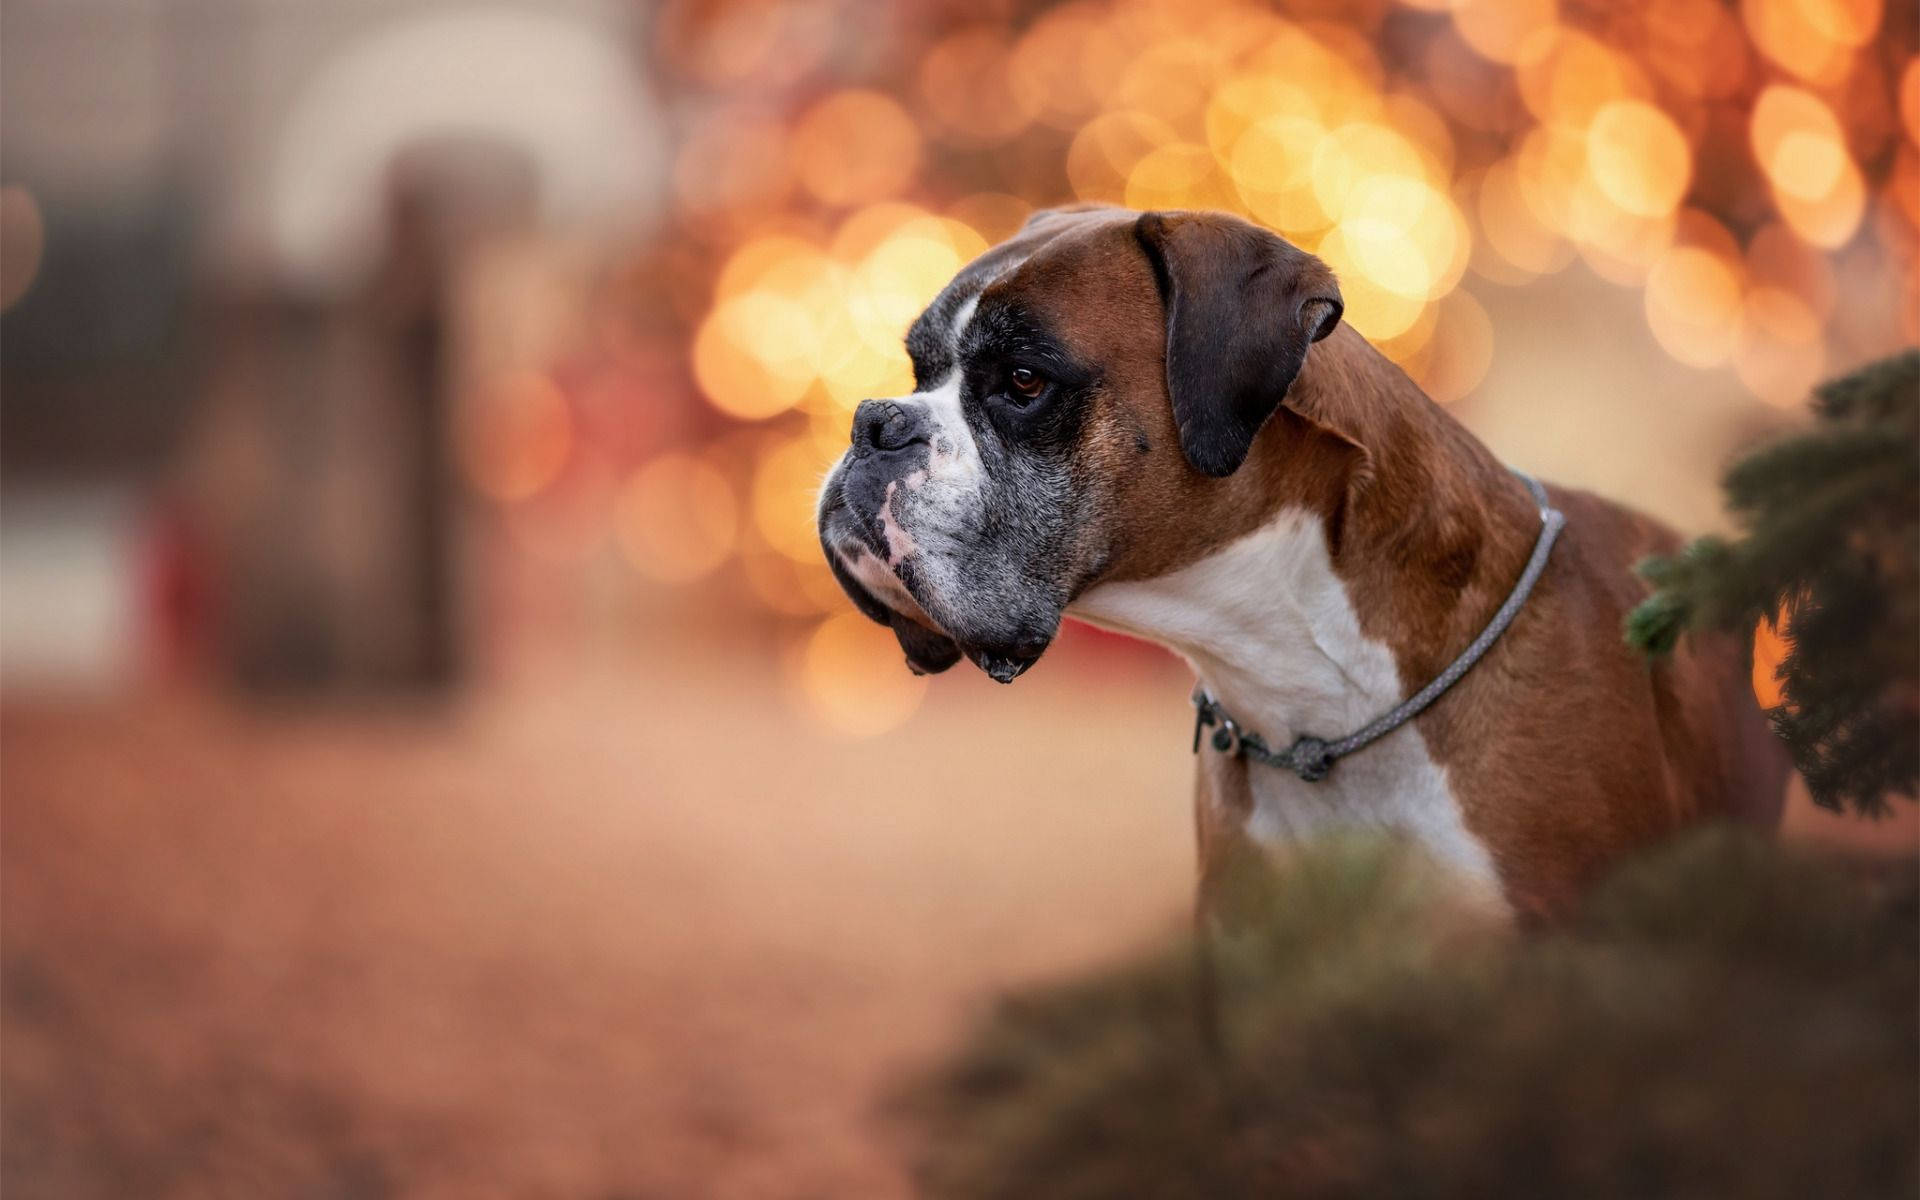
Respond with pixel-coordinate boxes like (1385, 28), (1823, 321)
(853, 400), (929, 454)
(877, 410), (922, 452)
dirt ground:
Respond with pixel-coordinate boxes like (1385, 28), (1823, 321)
(5, 616), (1910, 1198)
(1, 628), (1199, 1199)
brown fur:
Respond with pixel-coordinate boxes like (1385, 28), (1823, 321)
(986, 210), (1789, 918)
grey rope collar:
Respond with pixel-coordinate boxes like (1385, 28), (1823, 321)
(1192, 473), (1565, 782)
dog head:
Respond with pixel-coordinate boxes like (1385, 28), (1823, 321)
(816, 207), (1346, 681)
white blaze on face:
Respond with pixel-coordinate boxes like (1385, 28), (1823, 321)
(918, 293), (986, 488)
(875, 292), (987, 568)
(878, 480), (918, 561)
(893, 372), (984, 562)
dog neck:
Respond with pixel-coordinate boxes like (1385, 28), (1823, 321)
(1071, 327), (1543, 763)
(1073, 504), (1404, 746)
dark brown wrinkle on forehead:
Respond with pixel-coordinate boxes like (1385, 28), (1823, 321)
(907, 207), (1136, 381)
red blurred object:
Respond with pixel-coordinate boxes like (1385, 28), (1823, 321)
(140, 500), (216, 684)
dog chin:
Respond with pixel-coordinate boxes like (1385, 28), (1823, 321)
(818, 501), (1056, 684)
(818, 522), (964, 677)
(934, 605), (1056, 683)
(883, 563), (1058, 684)
(845, 555), (1050, 684)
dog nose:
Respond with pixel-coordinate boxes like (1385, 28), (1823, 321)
(853, 400), (931, 455)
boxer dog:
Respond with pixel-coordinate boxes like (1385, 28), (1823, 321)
(816, 206), (1787, 918)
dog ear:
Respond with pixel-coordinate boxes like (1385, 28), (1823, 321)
(822, 539), (962, 675)
(1133, 211), (1343, 477)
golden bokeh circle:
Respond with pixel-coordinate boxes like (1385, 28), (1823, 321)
(613, 452), (740, 583)
(1586, 100), (1693, 219)
(796, 612), (929, 737)
(919, 27), (1042, 147)
(462, 371), (574, 503)
(752, 438), (836, 564)
(791, 90), (923, 208)
(1644, 242), (1744, 368)
(693, 291), (819, 420)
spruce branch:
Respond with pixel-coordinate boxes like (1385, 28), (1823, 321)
(1626, 351), (1919, 816)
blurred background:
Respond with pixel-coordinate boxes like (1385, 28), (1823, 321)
(1, 0), (1915, 1195)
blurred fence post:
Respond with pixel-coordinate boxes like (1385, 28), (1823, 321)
(198, 138), (536, 695)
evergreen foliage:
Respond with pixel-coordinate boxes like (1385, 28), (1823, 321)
(1626, 351), (1919, 815)
(905, 833), (1918, 1200)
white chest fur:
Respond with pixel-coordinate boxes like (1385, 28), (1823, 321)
(1069, 510), (1499, 884)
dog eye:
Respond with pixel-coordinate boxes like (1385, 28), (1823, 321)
(1007, 367), (1047, 403)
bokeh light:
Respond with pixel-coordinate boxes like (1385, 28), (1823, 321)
(462, 371), (574, 503)
(613, 452), (739, 583)
(1586, 101), (1692, 219)
(793, 611), (929, 736)
(673, 107), (793, 225)
(752, 438), (834, 564)
(1644, 210), (1747, 368)
(1752, 613), (1792, 708)
(1752, 85), (1867, 247)
(919, 28), (1042, 147)
(1452, 0), (1559, 66)
(666, 0), (1907, 438)
(455, 0), (1917, 733)
(1742, 0), (1879, 87)
(791, 90), (923, 207)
